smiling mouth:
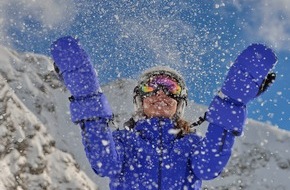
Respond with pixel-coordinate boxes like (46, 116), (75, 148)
(152, 101), (169, 107)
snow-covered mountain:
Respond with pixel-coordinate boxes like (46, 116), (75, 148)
(0, 46), (98, 190)
(0, 45), (290, 190)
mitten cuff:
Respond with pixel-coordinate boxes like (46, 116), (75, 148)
(70, 93), (113, 123)
(205, 92), (247, 136)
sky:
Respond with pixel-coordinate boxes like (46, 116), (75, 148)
(0, 0), (289, 131)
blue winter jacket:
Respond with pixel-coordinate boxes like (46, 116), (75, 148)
(81, 115), (236, 190)
(51, 36), (276, 190)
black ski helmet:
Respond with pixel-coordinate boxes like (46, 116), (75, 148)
(133, 66), (188, 118)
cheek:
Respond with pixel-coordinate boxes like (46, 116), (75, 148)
(168, 99), (178, 109)
(142, 98), (151, 111)
(172, 99), (178, 106)
(171, 102), (178, 113)
(142, 98), (151, 108)
(142, 100), (153, 117)
(143, 102), (150, 109)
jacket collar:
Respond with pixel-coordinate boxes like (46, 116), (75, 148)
(134, 117), (179, 145)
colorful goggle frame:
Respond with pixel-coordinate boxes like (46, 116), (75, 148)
(137, 75), (183, 99)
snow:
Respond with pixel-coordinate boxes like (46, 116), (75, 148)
(0, 45), (290, 189)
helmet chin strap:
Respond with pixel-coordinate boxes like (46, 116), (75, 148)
(176, 98), (187, 117)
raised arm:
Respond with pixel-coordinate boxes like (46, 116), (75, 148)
(192, 44), (277, 180)
(50, 36), (123, 177)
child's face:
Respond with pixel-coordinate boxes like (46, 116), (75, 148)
(142, 90), (177, 118)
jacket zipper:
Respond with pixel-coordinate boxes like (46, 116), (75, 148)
(158, 121), (163, 190)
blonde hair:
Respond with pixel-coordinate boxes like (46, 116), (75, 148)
(175, 117), (196, 135)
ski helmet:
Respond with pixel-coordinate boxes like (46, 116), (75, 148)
(133, 66), (188, 118)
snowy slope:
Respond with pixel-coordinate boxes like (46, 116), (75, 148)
(0, 46), (98, 190)
(1, 45), (290, 190)
(203, 120), (290, 190)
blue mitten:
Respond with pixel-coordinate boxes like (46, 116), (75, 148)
(51, 36), (112, 123)
(206, 44), (277, 136)
(221, 44), (277, 104)
(51, 36), (99, 96)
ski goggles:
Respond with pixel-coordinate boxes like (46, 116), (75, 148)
(136, 75), (183, 99)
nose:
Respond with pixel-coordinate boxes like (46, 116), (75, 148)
(156, 90), (166, 96)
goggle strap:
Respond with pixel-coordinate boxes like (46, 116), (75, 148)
(190, 113), (206, 127)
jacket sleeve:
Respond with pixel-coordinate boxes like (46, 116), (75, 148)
(191, 124), (235, 180)
(80, 119), (124, 178)
(50, 36), (124, 177)
(70, 90), (124, 178)
(191, 44), (277, 180)
(191, 94), (246, 180)
(69, 90), (124, 177)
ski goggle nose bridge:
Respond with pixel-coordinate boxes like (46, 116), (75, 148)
(139, 75), (182, 97)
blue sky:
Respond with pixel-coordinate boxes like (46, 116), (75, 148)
(0, 0), (289, 131)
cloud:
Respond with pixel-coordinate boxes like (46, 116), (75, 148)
(0, 0), (78, 47)
(257, 0), (290, 50)
(232, 0), (290, 51)
(22, 0), (77, 28)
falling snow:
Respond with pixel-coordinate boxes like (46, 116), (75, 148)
(0, 0), (290, 189)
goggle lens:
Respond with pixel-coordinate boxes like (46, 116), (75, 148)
(139, 75), (182, 97)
